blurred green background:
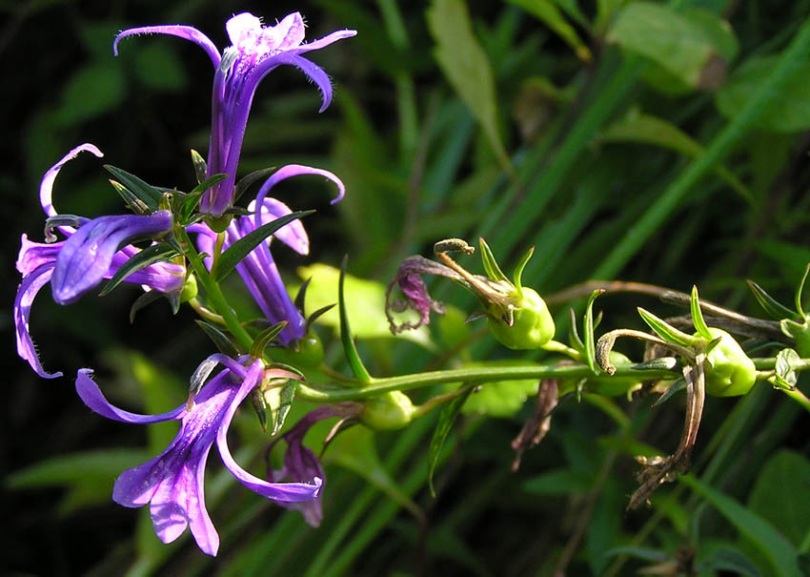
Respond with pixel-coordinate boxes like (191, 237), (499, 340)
(3, 0), (810, 575)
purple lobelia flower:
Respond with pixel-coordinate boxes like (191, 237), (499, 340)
(15, 144), (185, 378)
(196, 164), (345, 345)
(76, 355), (323, 556)
(115, 12), (356, 218)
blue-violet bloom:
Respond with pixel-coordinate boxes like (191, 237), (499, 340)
(15, 144), (185, 378)
(196, 164), (344, 345)
(76, 355), (322, 556)
(115, 12), (356, 217)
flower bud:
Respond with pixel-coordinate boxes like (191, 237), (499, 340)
(270, 333), (325, 368)
(360, 391), (415, 430)
(486, 287), (555, 350)
(700, 328), (756, 396)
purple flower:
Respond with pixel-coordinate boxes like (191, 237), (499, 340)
(268, 404), (358, 527)
(15, 145), (185, 378)
(115, 12), (356, 217)
(196, 164), (344, 345)
(76, 356), (322, 556)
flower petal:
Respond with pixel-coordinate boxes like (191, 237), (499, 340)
(51, 211), (173, 305)
(76, 369), (185, 424)
(114, 25), (221, 68)
(15, 264), (61, 379)
(40, 144), (103, 226)
(247, 197), (309, 256)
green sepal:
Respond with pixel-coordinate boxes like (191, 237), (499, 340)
(129, 290), (168, 322)
(339, 256), (372, 382)
(190, 149), (207, 184)
(428, 386), (474, 497)
(653, 378), (686, 406)
(251, 322), (288, 358)
(213, 210), (314, 281)
(265, 379), (300, 436)
(233, 166), (277, 204)
(194, 320), (241, 357)
(780, 318), (810, 357)
(99, 243), (179, 296)
(250, 389), (268, 432)
(511, 245), (535, 292)
(109, 180), (150, 215)
(773, 348), (800, 390)
(584, 289), (605, 373)
(795, 263), (810, 318)
(690, 286), (713, 339)
(567, 308), (585, 352)
(747, 280), (796, 320)
(478, 237), (510, 284)
(104, 165), (163, 212)
(637, 307), (694, 347)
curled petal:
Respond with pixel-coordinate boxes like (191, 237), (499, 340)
(114, 25), (221, 68)
(248, 52), (334, 112)
(15, 264), (61, 379)
(51, 211), (173, 305)
(254, 164), (346, 217)
(40, 144), (103, 226)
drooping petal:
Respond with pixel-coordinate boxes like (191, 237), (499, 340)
(254, 164), (346, 214)
(250, 197), (309, 255)
(385, 256), (456, 334)
(15, 264), (61, 379)
(51, 210), (173, 304)
(76, 369), (185, 424)
(249, 52), (335, 112)
(114, 25), (221, 68)
(215, 362), (322, 502)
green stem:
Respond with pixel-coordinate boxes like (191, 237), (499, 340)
(780, 386), (810, 414)
(179, 228), (254, 351)
(296, 363), (678, 402)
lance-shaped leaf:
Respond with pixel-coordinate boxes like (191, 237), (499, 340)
(690, 285), (713, 340)
(638, 307), (694, 347)
(104, 165), (164, 211)
(100, 243), (179, 296)
(584, 289), (605, 373)
(213, 210), (314, 281)
(747, 279), (796, 321)
(339, 256), (372, 382)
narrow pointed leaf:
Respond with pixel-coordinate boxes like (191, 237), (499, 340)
(748, 279), (796, 320)
(512, 246), (535, 292)
(213, 210), (314, 281)
(691, 285), (713, 339)
(428, 386), (474, 497)
(251, 322), (288, 357)
(99, 243), (179, 296)
(104, 165), (163, 210)
(129, 290), (166, 323)
(190, 149), (207, 184)
(109, 180), (150, 214)
(339, 256), (372, 382)
(584, 289), (605, 373)
(478, 237), (509, 283)
(194, 320), (241, 357)
(638, 307), (694, 346)
(233, 166), (277, 203)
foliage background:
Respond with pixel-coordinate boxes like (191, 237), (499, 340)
(2, 0), (810, 575)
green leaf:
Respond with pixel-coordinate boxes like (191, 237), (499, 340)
(584, 289), (604, 373)
(637, 307), (694, 346)
(195, 320), (241, 357)
(478, 237), (509, 283)
(213, 210), (313, 281)
(339, 258), (372, 382)
(104, 165), (163, 211)
(607, 3), (734, 91)
(55, 65), (125, 126)
(427, 0), (512, 172)
(428, 386), (474, 496)
(747, 280), (797, 320)
(599, 109), (752, 202)
(748, 450), (810, 549)
(716, 57), (810, 133)
(523, 468), (593, 495)
(509, 0), (592, 61)
(99, 243), (179, 296)
(458, 361), (539, 417)
(691, 285), (713, 339)
(680, 474), (802, 577)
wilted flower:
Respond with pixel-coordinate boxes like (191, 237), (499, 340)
(76, 355), (322, 556)
(115, 12), (356, 218)
(15, 145), (185, 378)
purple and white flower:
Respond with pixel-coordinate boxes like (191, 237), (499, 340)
(15, 145), (185, 378)
(76, 355), (322, 556)
(115, 12), (355, 217)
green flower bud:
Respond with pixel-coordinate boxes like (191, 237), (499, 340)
(781, 318), (810, 358)
(361, 391), (415, 430)
(270, 333), (325, 368)
(487, 287), (555, 350)
(700, 328), (756, 397)
(180, 274), (198, 303)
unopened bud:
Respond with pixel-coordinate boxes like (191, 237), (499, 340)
(361, 391), (415, 430)
(487, 287), (555, 350)
(701, 328), (756, 396)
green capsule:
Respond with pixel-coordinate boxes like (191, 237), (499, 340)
(700, 328), (756, 397)
(487, 287), (556, 350)
(361, 391), (415, 430)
